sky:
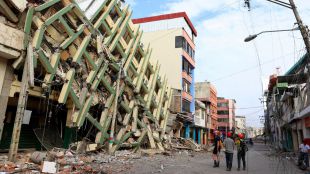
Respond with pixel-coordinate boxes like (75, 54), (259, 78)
(124, 0), (310, 127)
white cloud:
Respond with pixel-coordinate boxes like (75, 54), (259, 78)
(159, 0), (240, 18)
(156, 0), (310, 127)
(126, 0), (137, 7)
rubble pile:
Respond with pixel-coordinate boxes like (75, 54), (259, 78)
(0, 148), (142, 173)
(0, 0), (172, 157)
(165, 137), (202, 152)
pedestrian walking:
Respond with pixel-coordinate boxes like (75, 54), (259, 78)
(298, 140), (310, 170)
(223, 132), (235, 171)
(212, 131), (222, 167)
(236, 133), (248, 171)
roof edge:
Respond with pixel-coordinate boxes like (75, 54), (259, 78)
(132, 12), (197, 37)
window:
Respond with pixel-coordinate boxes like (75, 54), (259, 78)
(217, 103), (228, 108)
(182, 59), (193, 76)
(175, 36), (195, 59)
(134, 51), (142, 63)
(201, 110), (205, 120)
(217, 110), (229, 115)
(218, 118), (229, 123)
(182, 80), (191, 93)
(109, 8), (119, 23)
(175, 36), (183, 48)
(182, 99), (191, 113)
(123, 30), (131, 44)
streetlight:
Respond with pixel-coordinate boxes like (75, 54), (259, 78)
(245, 0), (310, 55)
(244, 27), (299, 42)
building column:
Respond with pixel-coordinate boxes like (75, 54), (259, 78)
(193, 127), (196, 142)
(63, 105), (75, 148)
(185, 123), (190, 138)
(0, 60), (13, 141)
(197, 128), (201, 144)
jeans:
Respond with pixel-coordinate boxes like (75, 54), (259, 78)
(225, 152), (233, 169)
(237, 152), (246, 169)
(299, 152), (309, 167)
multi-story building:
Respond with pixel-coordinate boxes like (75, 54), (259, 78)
(235, 116), (246, 134)
(0, 0), (173, 156)
(265, 53), (310, 152)
(194, 100), (206, 145)
(133, 12), (197, 139)
(217, 97), (236, 136)
(246, 127), (264, 138)
(195, 82), (218, 143)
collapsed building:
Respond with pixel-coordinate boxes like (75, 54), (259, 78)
(0, 0), (173, 161)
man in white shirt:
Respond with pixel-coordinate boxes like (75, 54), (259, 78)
(298, 140), (310, 168)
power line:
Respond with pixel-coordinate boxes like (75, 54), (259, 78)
(235, 106), (264, 109)
(209, 49), (304, 82)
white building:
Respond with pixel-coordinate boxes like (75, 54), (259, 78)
(235, 116), (246, 134)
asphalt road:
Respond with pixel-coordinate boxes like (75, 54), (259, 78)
(125, 143), (306, 174)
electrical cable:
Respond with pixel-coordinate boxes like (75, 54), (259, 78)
(209, 49), (304, 82)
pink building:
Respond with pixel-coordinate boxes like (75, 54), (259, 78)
(217, 97), (236, 135)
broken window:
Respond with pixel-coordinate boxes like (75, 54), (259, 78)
(109, 7), (120, 23)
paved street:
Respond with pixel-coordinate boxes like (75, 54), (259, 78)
(125, 143), (305, 174)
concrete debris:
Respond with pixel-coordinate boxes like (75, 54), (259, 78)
(0, 148), (144, 173)
(165, 137), (202, 152)
(42, 161), (57, 173)
(30, 151), (47, 164)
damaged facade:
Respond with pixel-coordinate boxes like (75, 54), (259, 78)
(265, 53), (310, 152)
(0, 0), (173, 161)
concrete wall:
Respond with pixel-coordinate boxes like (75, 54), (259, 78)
(0, 22), (24, 59)
(195, 82), (210, 99)
(141, 28), (183, 90)
(0, 59), (14, 140)
(0, 58), (7, 92)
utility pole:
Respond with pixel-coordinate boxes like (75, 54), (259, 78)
(8, 57), (29, 161)
(288, 0), (310, 56)
(266, 0), (310, 55)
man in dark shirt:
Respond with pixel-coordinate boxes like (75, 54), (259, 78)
(212, 131), (222, 167)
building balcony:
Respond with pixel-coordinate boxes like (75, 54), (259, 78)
(182, 71), (192, 83)
(217, 115), (229, 118)
(182, 91), (193, 102)
(182, 29), (195, 49)
(218, 122), (229, 127)
(217, 107), (229, 111)
(182, 51), (195, 67)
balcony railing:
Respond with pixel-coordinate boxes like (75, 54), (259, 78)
(182, 91), (193, 102)
(182, 71), (192, 83)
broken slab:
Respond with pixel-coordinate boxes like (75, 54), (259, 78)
(0, 22), (24, 58)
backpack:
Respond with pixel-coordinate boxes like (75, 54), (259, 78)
(218, 139), (223, 149)
(240, 140), (248, 153)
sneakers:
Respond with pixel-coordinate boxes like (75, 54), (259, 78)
(237, 168), (240, 171)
